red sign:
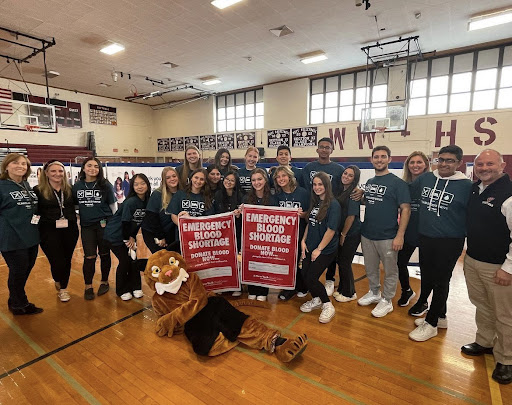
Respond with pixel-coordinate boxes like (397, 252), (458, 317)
(179, 212), (239, 292)
(241, 205), (299, 289)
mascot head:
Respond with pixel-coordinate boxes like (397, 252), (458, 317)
(144, 251), (189, 295)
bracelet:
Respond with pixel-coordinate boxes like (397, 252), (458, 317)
(340, 233), (345, 237)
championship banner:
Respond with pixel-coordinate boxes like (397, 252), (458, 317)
(179, 212), (240, 292)
(241, 205), (299, 289)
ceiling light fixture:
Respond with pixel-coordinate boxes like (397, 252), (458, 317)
(202, 78), (221, 85)
(211, 0), (243, 10)
(299, 51), (327, 64)
(468, 8), (512, 31)
(100, 43), (125, 55)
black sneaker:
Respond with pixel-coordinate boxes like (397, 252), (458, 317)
(398, 289), (416, 307)
(10, 303), (43, 315)
(84, 288), (95, 300)
(97, 283), (110, 296)
(408, 302), (428, 317)
(279, 290), (297, 301)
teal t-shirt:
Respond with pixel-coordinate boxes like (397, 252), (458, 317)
(305, 199), (341, 255)
(73, 180), (115, 226)
(104, 196), (146, 245)
(302, 161), (345, 195)
(238, 167), (255, 195)
(0, 179), (40, 251)
(343, 198), (361, 237)
(168, 190), (215, 217)
(361, 173), (411, 240)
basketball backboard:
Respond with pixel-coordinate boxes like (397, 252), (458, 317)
(0, 99), (57, 132)
(361, 104), (407, 133)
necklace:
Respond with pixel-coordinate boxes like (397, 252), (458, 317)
(85, 181), (97, 190)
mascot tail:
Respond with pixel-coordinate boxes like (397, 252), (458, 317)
(230, 298), (271, 309)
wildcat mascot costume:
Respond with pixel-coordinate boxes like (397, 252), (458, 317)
(144, 250), (307, 362)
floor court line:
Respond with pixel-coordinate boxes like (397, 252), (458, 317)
(485, 354), (503, 405)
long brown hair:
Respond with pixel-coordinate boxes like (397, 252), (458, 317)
(185, 168), (212, 209)
(246, 168), (271, 205)
(179, 145), (202, 187)
(307, 172), (334, 222)
(0, 153), (31, 181)
(403, 151), (430, 183)
(38, 160), (72, 200)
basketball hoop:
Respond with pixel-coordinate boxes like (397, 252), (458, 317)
(24, 124), (40, 132)
(375, 126), (387, 135)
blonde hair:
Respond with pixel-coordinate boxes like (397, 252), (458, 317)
(403, 151), (430, 183)
(0, 153), (31, 181)
(38, 161), (72, 200)
(273, 166), (297, 194)
(245, 146), (259, 157)
(158, 166), (178, 210)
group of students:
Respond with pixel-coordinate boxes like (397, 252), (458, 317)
(0, 142), (469, 330)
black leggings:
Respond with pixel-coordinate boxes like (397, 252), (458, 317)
(40, 223), (79, 289)
(302, 250), (337, 303)
(419, 236), (465, 327)
(397, 242), (416, 292)
(81, 222), (111, 284)
(336, 233), (361, 297)
(110, 244), (144, 296)
(2, 245), (39, 309)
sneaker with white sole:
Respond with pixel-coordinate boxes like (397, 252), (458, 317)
(296, 291), (308, 298)
(319, 302), (335, 323)
(358, 290), (381, 306)
(371, 298), (393, 317)
(120, 292), (133, 301)
(408, 302), (428, 317)
(133, 290), (143, 299)
(300, 297), (322, 312)
(248, 294), (256, 300)
(324, 280), (335, 297)
(58, 289), (70, 302)
(256, 295), (267, 302)
(398, 289), (416, 307)
(414, 317), (448, 329)
(409, 322), (438, 342)
(232, 291), (242, 297)
(333, 292), (357, 303)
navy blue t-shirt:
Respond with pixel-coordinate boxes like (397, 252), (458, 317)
(238, 167), (255, 195)
(305, 199), (341, 255)
(104, 196), (146, 245)
(302, 161), (345, 195)
(73, 180), (115, 226)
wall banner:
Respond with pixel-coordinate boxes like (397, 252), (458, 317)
(241, 205), (299, 289)
(236, 132), (256, 149)
(267, 129), (290, 148)
(157, 138), (170, 152)
(184, 135), (200, 149)
(89, 104), (117, 125)
(200, 134), (217, 150)
(170, 137), (184, 152)
(179, 212), (240, 292)
(217, 133), (235, 149)
(291, 126), (317, 147)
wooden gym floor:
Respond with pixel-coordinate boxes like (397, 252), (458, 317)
(0, 234), (510, 405)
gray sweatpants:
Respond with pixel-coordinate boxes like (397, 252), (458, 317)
(361, 236), (398, 300)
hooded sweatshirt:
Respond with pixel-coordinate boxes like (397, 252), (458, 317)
(0, 179), (40, 251)
(411, 170), (472, 238)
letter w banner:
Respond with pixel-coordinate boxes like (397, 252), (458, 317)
(241, 205), (299, 289)
(179, 212), (240, 292)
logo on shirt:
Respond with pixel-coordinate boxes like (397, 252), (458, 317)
(181, 200), (205, 215)
(422, 187), (454, 203)
(364, 183), (387, 204)
(309, 207), (319, 227)
(279, 201), (302, 209)
(9, 190), (37, 200)
(239, 176), (251, 184)
(482, 197), (495, 207)
(77, 190), (101, 198)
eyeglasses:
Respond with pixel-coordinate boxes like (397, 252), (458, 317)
(224, 178), (236, 184)
(318, 145), (332, 150)
(437, 158), (458, 164)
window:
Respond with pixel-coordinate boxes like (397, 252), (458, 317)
(216, 89), (263, 132)
(310, 70), (388, 125)
(408, 45), (512, 116)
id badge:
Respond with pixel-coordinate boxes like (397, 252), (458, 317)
(31, 215), (40, 225)
(100, 219), (107, 228)
(56, 218), (69, 228)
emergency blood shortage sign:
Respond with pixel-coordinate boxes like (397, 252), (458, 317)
(241, 205), (299, 289)
(179, 212), (240, 293)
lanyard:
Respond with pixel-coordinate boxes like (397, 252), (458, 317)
(53, 189), (65, 219)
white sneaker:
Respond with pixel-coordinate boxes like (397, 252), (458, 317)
(297, 291), (308, 298)
(256, 295), (267, 302)
(121, 292), (133, 301)
(415, 317), (448, 329)
(358, 290), (381, 306)
(371, 298), (393, 318)
(300, 297), (322, 312)
(409, 322), (438, 342)
(324, 280), (335, 297)
(133, 290), (144, 298)
(248, 294), (256, 300)
(232, 291), (242, 297)
(333, 292), (357, 303)
(58, 289), (70, 302)
(319, 302), (335, 323)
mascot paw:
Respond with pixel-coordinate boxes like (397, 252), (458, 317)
(275, 334), (308, 363)
(156, 317), (173, 337)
